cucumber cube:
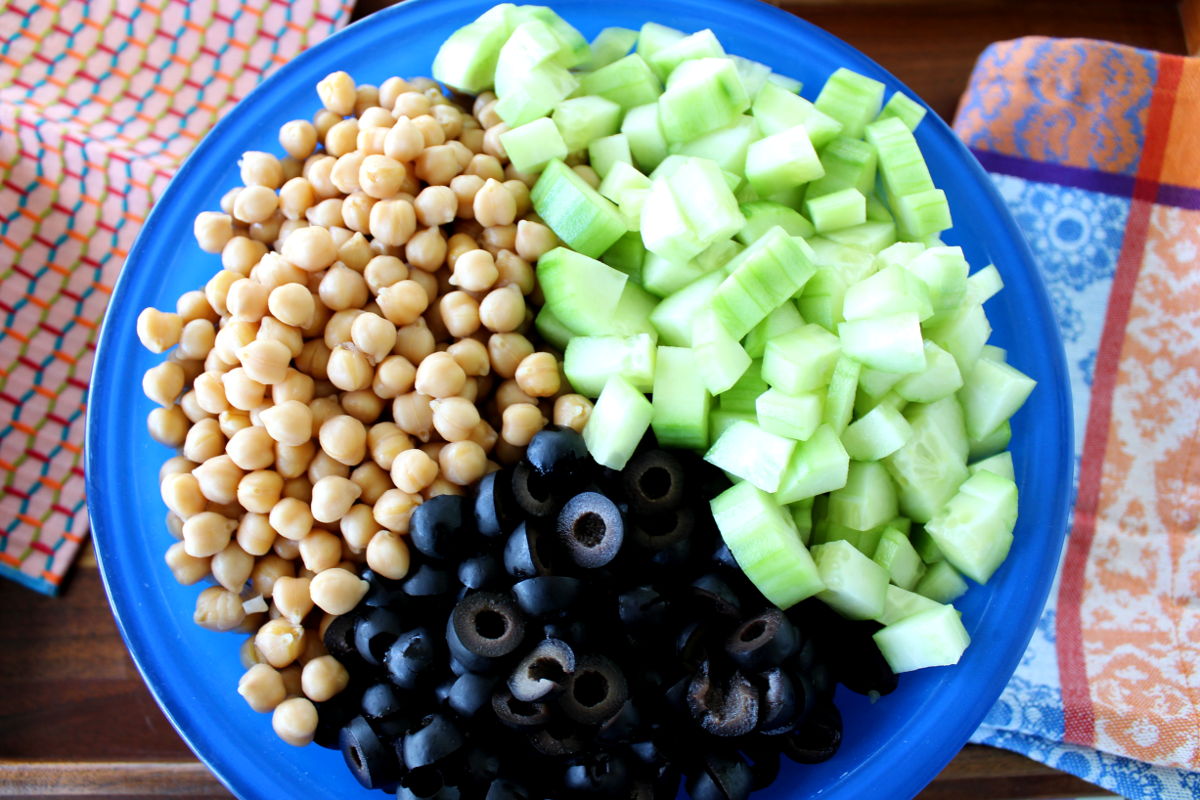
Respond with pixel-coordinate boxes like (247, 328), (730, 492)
(791, 499), (814, 546)
(823, 355), (862, 434)
(635, 21), (685, 60)
(866, 117), (935, 198)
(823, 220), (897, 255)
(827, 461), (898, 532)
(767, 73), (803, 93)
(873, 605), (970, 672)
(531, 160), (627, 258)
(843, 264), (934, 322)
(536, 247), (627, 336)
(692, 310), (752, 395)
(710, 481), (824, 609)
(814, 68), (886, 140)
(649, 270), (724, 346)
(752, 81), (843, 146)
(495, 19), (575, 96)
(533, 306), (574, 351)
(874, 585), (940, 626)
(501, 117), (569, 173)
(904, 246), (968, 322)
(914, 560), (968, 603)
(925, 470), (1017, 584)
(658, 57), (750, 143)
(811, 517), (884, 557)
(893, 188), (952, 240)
(762, 323), (842, 394)
(431, 4), (517, 93)
(563, 333), (656, 397)
(924, 302), (992, 376)
(730, 55), (772, 99)
(911, 525), (944, 565)
(579, 54), (663, 110)
(704, 420), (797, 493)
(611, 281), (658, 336)
(839, 312), (927, 374)
(711, 228), (816, 340)
(877, 241), (926, 270)
(742, 300), (803, 359)
(552, 95), (623, 152)
(806, 188), (867, 234)
(651, 346), (712, 450)
(718, 360), (767, 413)
(588, 133), (634, 179)
(958, 358), (1036, 441)
(873, 527), (925, 590)
(583, 26), (639, 70)
(745, 126), (825, 196)
(672, 116), (760, 177)
(965, 264), (1005, 306)
(621, 103), (669, 171)
(494, 62), (580, 127)
(811, 539), (889, 620)
(736, 201), (814, 244)
(807, 136), (878, 198)
(894, 341), (963, 403)
(756, 388), (823, 441)
(776, 424), (850, 503)
(599, 161), (651, 205)
(885, 396), (969, 523)
(667, 157), (746, 248)
(842, 403), (912, 461)
(582, 375), (653, 470)
(647, 28), (725, 80)
(710, 409), (755, 441)
(969, 451), (1015, 482)
(600, 231), (645, 284)
(877, 91), (927, 131)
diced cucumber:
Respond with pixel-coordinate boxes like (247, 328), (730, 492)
(762, 323), (841, 394)
(552, 95), (623, 151)
(730, 55), (773, 99)
(647, 28), (725, 80)
(914, 560), (968, 603)
(582, 375), (653, 470)
(718, 360), (767, 413)
(893, 341), (962, 403)
(579, 54), (663, 110)
(980, 344), (1007, 363)
(875, 585), (940, 626)
(752, 81), (843, 146)
(710, 409), (755, 441)
(958, 357), (1036, 441)
(841, 402), (912, 461)
(742, 300), (803, 359)
(811, 517), (883, 557)
(796, 267), (848, 332)
(635, 21), (685, 61)
(893, 188), (952, 240)
(650, 270), (723, 346)
(495, 19), (576, 97)
(776, 423), (850, 503)
(494, 62), (580, 127)
(651, 346), (712, 450)
(790, 499), (814, 546)
(839, 312), (927, 374)
(598, 160), (651, 205)
(613, 280), (658, 335)
(814, 68), (886, 139)
(911, 526), (944, 565)
(876, 241), (925, 270)
(823, 355), (862, 434)
(658, 57), (750, 143)
(809, 236), (878, 283)
(811, 539), (889, 620)
(884, 397), (969, 523)
(877, 91), (927, 131)
(866, 116), (935, 198)
(672, 116), (760, 176)
(965, 264), (1004, 306)
(807, 136), (878, 198)
(968, 419), (1011, 462)
(621, 103), (669, 172)
(756, 388), (823, 441)
(767, 72), (803, 93)
(865, 195), (895, 223)
(923, 302), (991, 376)
(888, 516), (913, 536)
(806, 187), (867, 233)
(705, 419), (797, 493)
(925, 470), (1017, 584)
(745, 126), (825, 196)
(969, 451), (1015, 482)
(431, 4), (517, 93)
(711, 227), (816, 339)
(501, 117), (570, 172)
(904, 246), (968, 323)
(710, 481), (824, 609)
(510, 6), (589, 64)
(857, 367), (904, 402)
(534, 306), (574, 351)
(843, 264), (933, 322)
(563, 333), (656, 397)
(583, 26), (639, 70)
(873, 528), (926, 591)
(827, 460), (898, 532)
(692, 310), (752, 395)
(531, 159), (627, 257)
(536, 246), (627, 335)
(873, 605), (970, 672)
(666, 157), (746, 248)
(823, 221), (897, 254)
(588, 133), (634, 179)
(600, 231), (646, 284)
(736, 201), (814, 244)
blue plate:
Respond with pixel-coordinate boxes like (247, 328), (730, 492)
(86, 0), (1073, 797)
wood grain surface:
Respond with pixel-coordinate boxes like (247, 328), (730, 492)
(0, 1), (1186, 797)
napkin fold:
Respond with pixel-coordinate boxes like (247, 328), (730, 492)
(0, 0), (352, 595)
(955, 37), (1200, 798)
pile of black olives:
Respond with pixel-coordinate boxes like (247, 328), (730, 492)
(318, 427), (896, 800)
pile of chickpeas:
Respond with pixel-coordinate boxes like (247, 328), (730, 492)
(135, 71), (596, 748)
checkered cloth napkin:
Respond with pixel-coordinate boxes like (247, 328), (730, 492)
(955, 38), (1200, 798)
(0, 0), (353, 594)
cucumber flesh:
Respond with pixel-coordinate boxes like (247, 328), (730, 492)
(839, 312), (927, 374)
(704, 419), (797, 493)
(745, 126), (825, 196)
(711, 227), (815, 340)
(873, 605), (970, 672)
(874, 585), (940, 626)
(584, 26), (639, 70)
(827, 460), (898, 532)
(647, 28), (725, 80)
(588, 133), (634, 179)
(552, 95), (623, 152)
(872, 527), (925, 591)
(582, 375), (653, 470)
(600, 231), (646, 284)
(531, 159), (628, 258)
(431, 4), (517, 93)
(621, 102), (670, 172)
(742, 300), (803, 359)
(914, 560), (968, 603)
(958, 358), (1036, 441)
(968, 451), (1015, 482)
(563, 333), (656, 397)
(924, 470), (1017, 584)
(776, 424), (850, 503)
(884, 397), (969, 523)
(691, 310), (752, 395)
(534, 306), (574, 351)
(822, 355), (862, 434)
(658, 57), (750, 143)
(877, 91), (927, 131)
(762, 323), (841, 395)
(651, 346), (712, 450)
(811, 539), (889, 620)
(579, 54), (663, 110)
(841, 402), (912, 461)
(536, 246), (627, 336)
(736, 201), (815, 244)
(717, 360), (767, 413)
(814, 67), (886, 140)
(756, 388), (823, 442)
(649, 270), (724, 346)
(894, 340), (963, 403)
(501, 116), (570, 172)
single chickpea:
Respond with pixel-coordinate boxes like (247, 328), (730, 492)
(278, 176), (316, 226)
(239, 663), (287, 713)
(211, 542), (255, 593)
(295, 340), (331, 381)
(182, 418), (224, 463)
(410, 114), (445, 148)
(424, 476), (466, 499)
(271, 575), (314, 625)
(308, 397), (345, 432)
(237, 512), (276, 556)
(219, 409), (253, 438)
(336, 504), (377, 553)
(270, 496), (314, 541)
(165, 541), (209, 585)
(308, 567), (369, 614)
(367, 421), (412, 469)
(323, 309), (363, 348)
(305, 155), (339, 199)
(413, 352), (466, 399)
(279, 663), (304, 696)
(459, 127), (486, 155)
(260, 400), (313, 447)
(495, 378), (537, 412)
(341, 389), (386, 424)
(438, 440), (488, 486)
(553, 393), (593, 432)
(494, 250), (534, 295)
(514, 351), (561, 398)
(160, 456), (196, 484)
(319, 264), (369, 312)
(280, 473), (313, 503)
(369, 198), (416, 247)
(437, 291), (480, 339)
(267, 283), (315, 329)
(250, 554), (294, 597)
(318, 414), (367, 466)
(363, 254), (408, 293)
(282, 226), (337, 273)
(337, 231), (374, 271)
(413, 144), (462, 186)
(449, 174), (485, 219)
(407, 268), (438, 306)
(273, 369), (316, 405)
(363, 356), (413, 403)
(373, 488), (420, 534)
(324, 118), (359, 158)
(380, 76), (412, 110)
(232, 185), (279, 225)
(472, 178), (517, 227)
(204, 269), (242, 316)
(194, 586), (246, 632)
(355, 83), (380, 114)
(465, 154), (504, 183)
(467, 419), (499, 453)
(226, 425), (275, 471)
(480, 224), (517, 256)
(238, 470), (284, 514)
(240, 151), (284, 190)
(383, 116), (424, 162)
(412, 185), (456, 228)
(450, 249), (498, 293)
(310, 475), (361, 523)
(279, 120), (318, 160)
(488, 333), (534, 379)
(137, 308), (183, 353)
(359, 105), (395, 130)
(316, 70), (355, 115)
(479, 284), (526, 333)
(514, 220), (559, 262)
(299, 529), (343, 573)
(350, 312), (397, 364)
(365, 530), (411, 579)
(501, 402), (548, 447)
(504, 180), (531, 217)
(301, 655), (349, 704)
(182, 510), (236, 558)
(161, 471), (205, 518)
(256, 618), (307, 668)
(432, 103), (463, 139)
(375, 280), (428, 326)
(393, 320), (436, 364)
(388, 448), (437, 495)
(430, 395), (481, 441)
(357, 154), (405, 200)
(194, 211), (234, 254)
(177, 289), (217, 323)
(393, 90), (432, 119)
(482, 123), (509, 160)
(221, 368), (265, 412)
(306, 197), (345, 229)
(148, 405), (188, 447)
(250, 214), (283, 245)
(237, 339), (291, 385)
(193, 454), (243, 504)
(178, 318), (216, 361)
(446, 338), (489, 378)
(348, 461), (388, 505)
(398, 229), (442, 276)
(143, 362), (184, 407)
(326, 344), (373, 392)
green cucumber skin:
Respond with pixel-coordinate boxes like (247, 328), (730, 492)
(532, 160), (628, 258)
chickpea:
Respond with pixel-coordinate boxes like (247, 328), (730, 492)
(336, 504), (378, 553)
(363, 255), (408, 293)
(235, 338), (290, 385)
(356, 153), (404, 200)
(393, 90), (432, 119)
(256, 618), (307, 668)
(318, 414), (367, 466)
(165, 541), (209, 585)
(323, 309), (363, 349)
(273, 369), (316, 405)
(380, 76), (413, 110)
(147, 405), (188, 447)
(368, 422), (412, 469)
(504, 180), (531, 218)
(177, 290), (217, 323)
(236, 469), (282, 514)
(450, 248), (498, 292)
(237, 512), (276, 556)
(327, 344), (373, 392)
(310, 475), (361, 523)
(514, 220), (559, 262)
(219, 409), (253, 438)
(412, 185), (456, 228)
(373, 488), (420, 533)
(251, 554), (294, 597)
(309, 397), (344, 432)
(301, 655), (349, 704)
(308, 567), (369, 614)
(276, 438), (316, 479)
(337, 232), (374, 272)
(143, 362), (184, 407)
(232, 185), (279, 225)
(194, 586), (246, 632)
(430, 397), (481, 442)
(383, 116), (424, 162)
(281, 226), (337, 273)
(438, 440), (488, 486)
(479, 284), (526, 332)
(369, 197), (416, 247)
(161, 472), (205, 519)
(501, 402), (547, 447)
(270, 496), (315, 541)
(212, 542), (255, 592)
(182, 510), (236, 558)
(365, 530), (411, 579)
(324, 118), (359, 158)
(258, 400), (312, 447)
(414, 144), (462, 186)
(376, 280), (428, 326)
(550, 392), (592, 431)
(488, 333), (534, 379)
(449, 174), (485, 219)
(482, 123), (508, 160)
(279, 120), (318, 160)
(388, 448), (437, 494)
(226, 425), (275, 470)
(472, 178), (517, 228)
(341, 389), (386, 423)
(413, 352), (466, 398)
(350, 312), (397, 364)
(176, 319), (216, 361)
(495, 379), (537, 412)
(299, 529), (343, 573)
(459, 127), (486, 155)
(194, 211), (234, 254)
(137, 308), (183, 353)
(433, 291), (478, 339)
(192, 454), (243, 505)
(239, 663), (287, 713)
(394, 321), (436, 366)
(295, 339), (331, 381)
(181, 418), (223, 464)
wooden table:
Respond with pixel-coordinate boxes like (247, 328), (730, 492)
(0, 1), (1189, 797)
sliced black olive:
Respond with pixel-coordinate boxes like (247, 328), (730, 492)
(710, 542), (740, 572)
(385, 627), (437, 690)
(628, 739), (660, 766)
(323, 610), (362, 664)
(617, 585), (670, 631)
(525, 425), (590, 488)
(409, 494), (473, 561)
(457, 553), (506, 591)
(339, 715), (399, 790)
(686, 661), (759, 737)
(503, 522), (552, 578)
(557, 492), (624, 569)
(313, 689), (359, 749)
(755, 668), (800, 734)
(726, 608), (800, 672)
(447, 672), (497, 718)
(360, 569), (406, 608)
(621, 449), (685, 515)
(541, 618), (597, 651)
(690, 574), (741, 619)
(484, 779), (532, 800)
(446, 592), (526, 672)
(780, 697), (842, 763)
(402, 564), (456, 598)
(464, 747), (503, 783)
(663, 674), (690, 715)
(528, 720), (585, 757)
(558, 654), (628, 725)
(688, 750), (753, 800)
(474, 468), (519, 538)
(595, 698), (641, 743)
(511, 575), (583, 619)
(491, 686), (551, 728)
(510, 461), (558, 519)
(354, 606), (403, 667)
(509, 637), (576, 701)
(563, 751), (631, 796)
(361, 681), (406, 721)
(676, 621), (710, 671)
(397, 767), (461, 800)
(402, 713), (464, 769)
(830, 621), (898, 697)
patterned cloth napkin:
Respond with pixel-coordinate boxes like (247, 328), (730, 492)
(0, 0), (352, 595)
(955, 38), (1200, 798)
